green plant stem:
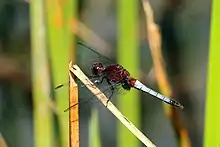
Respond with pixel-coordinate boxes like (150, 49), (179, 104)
(204, 1), (220, 147)
(117, 0), (140, 147)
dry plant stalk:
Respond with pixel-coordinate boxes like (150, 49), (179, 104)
(141, 0), (191, 147)
(0, 55), (29, 90)
(70, 19), (112, 56)
(0, 133), (8, 147)
(69, 62), (79, 147)
(69, 64), (156, 147)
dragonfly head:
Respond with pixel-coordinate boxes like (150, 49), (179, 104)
(91, 62), (105, 76)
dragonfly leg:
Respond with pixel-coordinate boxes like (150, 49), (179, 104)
(93, 76), (105, 84)
(81, 75), (102, 88)
(105, 79), (114, 107)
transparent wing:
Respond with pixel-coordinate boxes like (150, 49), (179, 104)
(52, 41), (116, 99)
(53, 41), (129, 111)
(64, 77), (127, 112)
(76, 42), (115, 76)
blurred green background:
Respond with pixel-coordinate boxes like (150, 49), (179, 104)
(0, 0), (218, 147)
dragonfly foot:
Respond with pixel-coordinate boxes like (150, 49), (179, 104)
(106, 99), (110, 107)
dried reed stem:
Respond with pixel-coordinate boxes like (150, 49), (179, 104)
(0, 133), (8, 147)
(70, 19), (112, 57)
(69, 62), (79, 147)
(69, 64), (156, 147)
(141, 0), (191, 146)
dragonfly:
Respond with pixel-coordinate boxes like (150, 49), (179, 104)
(55, 42), (184, 111)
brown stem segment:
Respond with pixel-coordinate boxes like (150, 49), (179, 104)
(0, 133), (8, 147)
(141, 1), (191, 147)
(69, 62), (79, 147)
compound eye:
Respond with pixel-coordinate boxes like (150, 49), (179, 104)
(91, 63), (104, 76)
(91, 66), (98, 75)
(98, 63), (103, 68)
